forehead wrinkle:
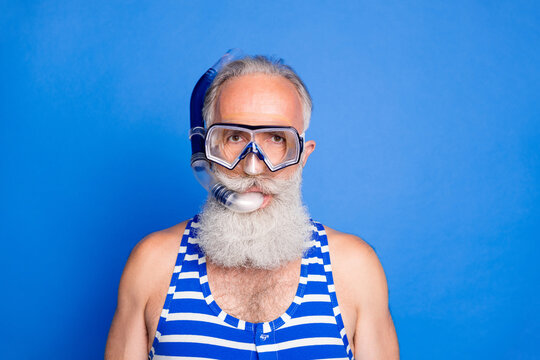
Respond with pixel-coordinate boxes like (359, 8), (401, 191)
(215, 74), (304, 131)
(220, 112), (293, 124)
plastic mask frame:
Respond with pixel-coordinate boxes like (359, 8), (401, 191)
(205, 123), (305, 172)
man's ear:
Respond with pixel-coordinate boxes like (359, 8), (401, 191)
(301, 140), (316, 166)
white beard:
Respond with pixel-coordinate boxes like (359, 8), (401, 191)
(197, 167), (313, 270)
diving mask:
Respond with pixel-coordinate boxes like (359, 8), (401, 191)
(205, 123), (304, 172)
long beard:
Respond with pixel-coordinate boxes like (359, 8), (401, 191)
(197, 167), (313, 270)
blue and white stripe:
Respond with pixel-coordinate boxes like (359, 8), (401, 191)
(149, 216), (354, 360)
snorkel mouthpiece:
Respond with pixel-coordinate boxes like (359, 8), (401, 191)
(189, 49), (264, 213)
(210, 183), (264, 213)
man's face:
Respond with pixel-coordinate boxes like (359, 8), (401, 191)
(197, 73), (316, 268)
(212, 73), (316, 208)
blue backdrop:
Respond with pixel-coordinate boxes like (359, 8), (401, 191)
(1, 1), (539, 359)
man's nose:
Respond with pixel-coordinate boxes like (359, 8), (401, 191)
(242, 152), (265, 175)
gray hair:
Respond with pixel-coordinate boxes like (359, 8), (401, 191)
(202, 55), (312, 132)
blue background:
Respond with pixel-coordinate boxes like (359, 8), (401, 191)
(1, 1), (539, 359)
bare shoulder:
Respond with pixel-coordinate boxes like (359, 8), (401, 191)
(129, 220), (189, 269)
(323, 225), (389, 304)
(116, 220), (189, 309)
(323, 225), (375, 260)
(323, 225), (399, 359)
(105, 220), (190, 359)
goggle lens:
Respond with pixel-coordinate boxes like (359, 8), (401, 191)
(206, 124), (303, 171)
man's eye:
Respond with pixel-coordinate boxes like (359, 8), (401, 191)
(272, 135), (284, 143)
(228, 135), (242, 143)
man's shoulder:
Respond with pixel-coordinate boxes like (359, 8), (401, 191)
(322, 225), (376, 264)
(117, 219), (190, 307)
(130, 220), (190, 262)
(322, 225), (388, 302)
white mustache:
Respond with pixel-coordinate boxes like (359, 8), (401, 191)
(213, 168), (300, 195)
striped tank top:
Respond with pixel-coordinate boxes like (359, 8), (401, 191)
(149, 215), (354, 360)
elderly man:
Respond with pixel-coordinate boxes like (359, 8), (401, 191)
(105, 55), (399, 359)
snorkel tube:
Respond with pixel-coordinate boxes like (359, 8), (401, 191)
(189, 49), (264, 213)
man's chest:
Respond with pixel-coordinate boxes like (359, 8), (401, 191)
(205, 260), (301, 323)
(145, 257), (358, 354)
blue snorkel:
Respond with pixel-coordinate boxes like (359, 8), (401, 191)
(189, 49), (264, 213)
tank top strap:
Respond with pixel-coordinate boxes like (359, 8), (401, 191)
(310, 220), (355, 359)
(148, 217), (194, 359)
